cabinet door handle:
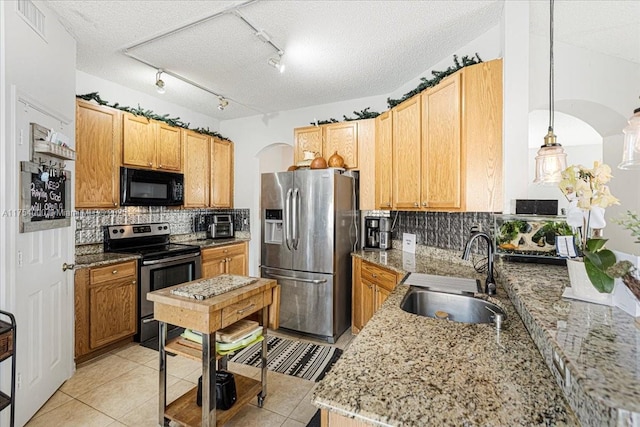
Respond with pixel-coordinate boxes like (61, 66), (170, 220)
(132, 280), (136, 285)
(113, 202), (117, 207)
(158, 164), (163, 168)
(112, 270), (118, 274)
(237, 303), (256, 314)
(62, 262), (75, 272)
(386, 202), (391, 207)
(366, 284), (372, 289)
(372, 273), (377, 278)
(414, 202), (419, 207)
(148, 162), (153, 167)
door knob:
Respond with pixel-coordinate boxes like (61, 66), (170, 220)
(62, 263), (75, 272)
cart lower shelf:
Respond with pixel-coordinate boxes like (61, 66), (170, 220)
(165, 373), (262, 427)
(0, 391), (10, 412)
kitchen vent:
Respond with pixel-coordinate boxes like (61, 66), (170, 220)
(16, 0), (46, 40)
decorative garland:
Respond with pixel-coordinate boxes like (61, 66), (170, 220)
(76, 92), (230, 141)
(311, 53), (483, 125)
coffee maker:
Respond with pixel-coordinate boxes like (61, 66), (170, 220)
(363, 217), (392, 251)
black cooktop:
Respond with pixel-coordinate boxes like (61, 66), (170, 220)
(114, 243), (200, 261)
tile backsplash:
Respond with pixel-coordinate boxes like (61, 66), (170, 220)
(75, 207), (250, 245)
(364, 210), (494, 252)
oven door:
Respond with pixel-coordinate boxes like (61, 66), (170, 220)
(139, 253), (201, 342)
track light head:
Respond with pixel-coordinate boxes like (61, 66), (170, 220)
(155, 70), (165, 94)
(267, 55), (285, 73)
(218, 97), (229, 111)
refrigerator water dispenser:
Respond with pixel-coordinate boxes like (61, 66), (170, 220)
(264, 209), (283, 244)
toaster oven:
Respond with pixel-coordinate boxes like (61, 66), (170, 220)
(208, 214), (234, 239)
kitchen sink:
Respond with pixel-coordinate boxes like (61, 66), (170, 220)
(400, 287), (506, 324)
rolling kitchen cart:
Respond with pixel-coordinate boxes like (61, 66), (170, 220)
(0, 310), (16, 427)
(148, 277), (278, 427)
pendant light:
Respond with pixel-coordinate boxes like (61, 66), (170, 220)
(533, 0), (567, 184)
(618, 105), (640, 170)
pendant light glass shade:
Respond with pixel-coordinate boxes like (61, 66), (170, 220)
(618, 107), (640, 170)
(534, 130), (567, 184)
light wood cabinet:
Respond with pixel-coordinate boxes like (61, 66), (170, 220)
(324, 121), (358, 169)
(75, 260), (137, 362)
(201, 242), (248, 279)
(386, 58), (503, 212)
(293, 126), (323, 164)
(356, 119), (376, 210)
(352, 257), (402, 334)
(392, 96), (422, 209)
(183, 130), (210, 208)
(75, 100), (121, 209)
(210, 137), (234, 208)
(122, 113), (182, 172)
(375, 111), (393, 210)
(156, 122), (182, 171)
(421, 74), (462, 209)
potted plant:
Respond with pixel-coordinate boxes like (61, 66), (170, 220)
(610, 211), (640, 302)
(558, 162), (620, 302)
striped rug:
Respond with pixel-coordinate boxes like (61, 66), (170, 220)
(229, 336), (342, 382)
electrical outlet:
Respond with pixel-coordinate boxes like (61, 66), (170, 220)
(17, 372), (22, 389)
(470, 224), (481, 233)
(76, 219), (83, 230)
(243, 219), (248, 225)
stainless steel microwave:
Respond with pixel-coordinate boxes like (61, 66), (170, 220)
(120, 167), (184, 206)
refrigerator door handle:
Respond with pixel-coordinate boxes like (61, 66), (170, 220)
(263, 272), (328, 284)
(292, 188), (300, 250)
(285, 188), (293, 250)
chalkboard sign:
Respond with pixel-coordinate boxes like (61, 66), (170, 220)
(29, 173), (66, 221)
(20, 161), (71, 233)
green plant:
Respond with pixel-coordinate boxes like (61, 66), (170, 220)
(582, 239), (617, 293)
(614, 211), (640, 244)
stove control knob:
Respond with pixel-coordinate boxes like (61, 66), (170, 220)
(119, 228), (124, 234)
(158, 226), (162, 230)
(163, 226), (168, 230)
(112, 229), (118, 234)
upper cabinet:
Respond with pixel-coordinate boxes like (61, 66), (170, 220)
(183, 130), (210, 208)
(293, 126), (323, 164)
(324, 122), (358, 169)
(421, 74), (462, 209)
(384, 58), (503, 212)
(76, 100), (121, 209)
(210, 137), (234, 208)
(292, 121), (365, 170)
(392, 96), (422, 209)
(122, 113), (182, 172)
(375, 111), (393, 210)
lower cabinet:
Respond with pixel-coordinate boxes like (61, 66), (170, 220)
(352, 257), (402, 334)
(75, 260), (137, 362)
(201, 242), (248, 279)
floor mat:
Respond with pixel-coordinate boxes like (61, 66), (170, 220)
(229, 336), (343, 382)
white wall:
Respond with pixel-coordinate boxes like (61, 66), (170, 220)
(76, 71), (219, 131)
(221, 26), (502, 275)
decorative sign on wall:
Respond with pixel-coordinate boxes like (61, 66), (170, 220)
(20, 161), (71, 233)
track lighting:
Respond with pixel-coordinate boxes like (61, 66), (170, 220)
(218, 97), (229, 111)
(155, 70), (165, 94)
(267, 54), (285, 73)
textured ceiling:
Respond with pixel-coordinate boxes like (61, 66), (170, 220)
(45, 0), (638, 121)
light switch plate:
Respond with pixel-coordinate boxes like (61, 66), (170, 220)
(402, 233), (416, 254)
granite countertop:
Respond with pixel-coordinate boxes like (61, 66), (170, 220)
(74, 234), (250, 269)
(74, 252), (141, 269)
(313, 248), (578, 426)
(315, 247), (640, 426)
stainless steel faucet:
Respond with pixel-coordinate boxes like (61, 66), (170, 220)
(462, 232), (496, 295)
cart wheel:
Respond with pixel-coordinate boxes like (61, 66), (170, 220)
(257, 395), (265, 408)
(163, 417), (172, 427)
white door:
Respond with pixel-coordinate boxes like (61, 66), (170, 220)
(11, 94), (75, 426)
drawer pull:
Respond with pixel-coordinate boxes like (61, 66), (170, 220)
(112, 270), (118, 274)
(237, 303), (256, 315)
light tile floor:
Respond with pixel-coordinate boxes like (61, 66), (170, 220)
(25, 329), (355, 427)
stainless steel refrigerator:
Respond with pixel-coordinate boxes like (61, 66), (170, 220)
(260, 169), (356, 343)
